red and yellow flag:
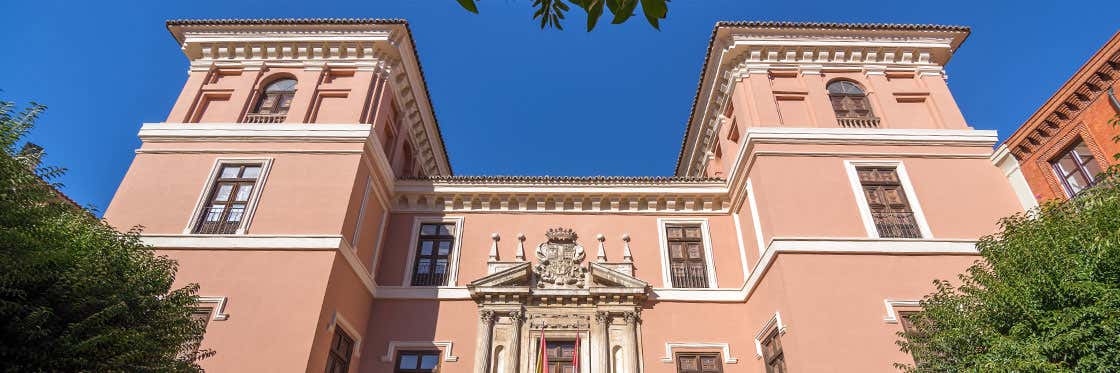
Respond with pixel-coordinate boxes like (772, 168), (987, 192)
(535, 333), (548, 373)
(572, 334), (580, 373)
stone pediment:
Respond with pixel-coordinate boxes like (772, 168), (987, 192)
(588, 262), (648, 290)
(467, 262), (531, 295)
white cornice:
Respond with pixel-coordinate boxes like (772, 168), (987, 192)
(138, 123), (372, 142)
(740, 127), (998, 146)
(140, 234), (343, 249)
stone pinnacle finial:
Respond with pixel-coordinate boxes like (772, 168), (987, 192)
(622, 233), (633, 262)
(489, 233), (500, 261)
(596, 233), (606, 262)
(515, 233), (526, 261)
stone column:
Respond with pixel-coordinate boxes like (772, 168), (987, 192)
(595, 311), (612, 373)
(505, 311), (525, 373)
(475, 310), (496, 373)
(622, 311), (641, 373)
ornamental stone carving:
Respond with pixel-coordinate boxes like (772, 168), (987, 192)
(534, 228), (589, 288)
(479, 310), (496, 323)
(528, 314), (591, 330)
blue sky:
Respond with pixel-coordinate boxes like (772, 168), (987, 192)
(1, 0), (1118, 213)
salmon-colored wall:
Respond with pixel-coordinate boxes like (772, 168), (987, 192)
(744, 143), (1022, 246)
(104, 147), (365, 235)
(308, 255), (377, 373)
(375, 213), (746, 289)
(360, 300), (479, 373)
(161, 249), (336, 372)
(740, 253), (978, 372)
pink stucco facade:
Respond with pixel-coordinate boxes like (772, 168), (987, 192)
(103, 19), (1023, 372)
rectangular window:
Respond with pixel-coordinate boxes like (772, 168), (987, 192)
(395, 350), (440, 373)
(676, 352), (723, 373)
(545, 341), (577, 373)
(325, 328), (355, 373)
(193, 164), (262, 234)
(410, 223), (456, 286)
(665, 224), (710, 288)
(181, 307), (213, 356)
(761, 328), (786, 373)
(857, 167), (922, 238)
(1051, 139), (1102, 197)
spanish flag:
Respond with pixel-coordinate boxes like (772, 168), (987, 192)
(572, 334), (580, 373)
(535, 333), (548, 373)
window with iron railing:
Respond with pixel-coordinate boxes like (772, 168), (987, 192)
(857, 167), (922, 238)
(193, 164), (261, 234)
(245, 78), (296, 123)
(410, 223), (456, 286)
(828, 80), (880, 128)
(665, 224), (710, 288)
(1051, 139), (1102, 197)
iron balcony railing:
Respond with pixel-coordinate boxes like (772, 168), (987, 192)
(242, 113), (287, 124)
(192, 206), (245, 234)
(670, 262), (710, 288)
(872, 211), (922, 238)
(410, 266), (448, 287)
(837, 117), (881, 128)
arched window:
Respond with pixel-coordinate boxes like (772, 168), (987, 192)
(827, 80), (879, 128)
(246, 78), (297, 123)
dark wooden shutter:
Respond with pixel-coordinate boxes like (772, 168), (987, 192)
(666, 225), (709, 288)
(857, 167), (922, 238)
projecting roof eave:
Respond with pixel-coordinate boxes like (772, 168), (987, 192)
(672, 21), (973, 176)
(163, 18), (454, 175)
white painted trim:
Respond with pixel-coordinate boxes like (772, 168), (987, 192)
(745, 179), (766, 257)
(883, 299), (922, 323)
(843, 160), (934, 239)
(766, 237), (977, 254)
(328, 311), (363, 360)
(990, 144), (1038, 210)
(142, 234), (342, 249)
(380, 341), (460, 363)
(742, 127), (997, 144)
(371, 210), (390, 277)
(393, 183), (727, 195)
(651, 288), (744, 302)
(182, 157), (273, 235)
(372, 286), (471, 299)
(196, 296), (229, 321)
(659, 342), (740, 364)
(731, 213), (751, 278)
(350, 176), (373, 249)
(753, 311), (787, 358)
(401, 216), (465, 287)
(138, 123), (373, 141)
(656, 218), (719, 289)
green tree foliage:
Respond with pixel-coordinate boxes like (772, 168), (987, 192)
(456, 0), (669, 31)
(896, 168), (1120, 372)
(0, 99), (211, 372)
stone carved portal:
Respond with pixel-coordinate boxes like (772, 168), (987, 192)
(467, 227), (651, 373)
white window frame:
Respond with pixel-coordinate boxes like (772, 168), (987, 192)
(195, 296), (230, 321)
(883, 299), (922, 323)
(402, 216), (465, 287)
(380, 341), (460, 363)
(843, 160), (933, 239)
(183, 158), (274, 235)
(656, 218), (719, 289)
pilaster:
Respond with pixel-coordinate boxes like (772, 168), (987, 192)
(475, 310), (496, 373)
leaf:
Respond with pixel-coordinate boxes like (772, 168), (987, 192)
(639, 0), (667, 29)
(455, 0), (479, 13)
(585, 0), (605, 31)
(609, 0), (638, 24)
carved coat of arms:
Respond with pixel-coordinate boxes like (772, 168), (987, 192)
(534, 228), (588, 288)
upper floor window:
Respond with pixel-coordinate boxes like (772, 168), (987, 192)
(827, 80), (879, 128)
(410, 223), (456, 286)
(760, 328), (786, 373)
(325, 327), (355, 373)
(395, 350), (440, 373)
(194, 164), (262, 234)
(1051, 139), (1102, 197)
(675, 352), (723, 373)
(857, 167), (922, 238)
(665, 224), (711, 288)
(545, 341), (577, 373)
(246, 78), (296, 123)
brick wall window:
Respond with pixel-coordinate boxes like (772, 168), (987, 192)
(857, 167), (922, 238)
(325, 328), (355, 373)
(760, 328), (787, 373)
(395, 350), (440, 373)
(1051, 139), (1102, 197)
(193, 164), (262, 234)
(665, 224), (710, 288)
(675, 352), (723, 373)
(410, 223), (456, 286)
